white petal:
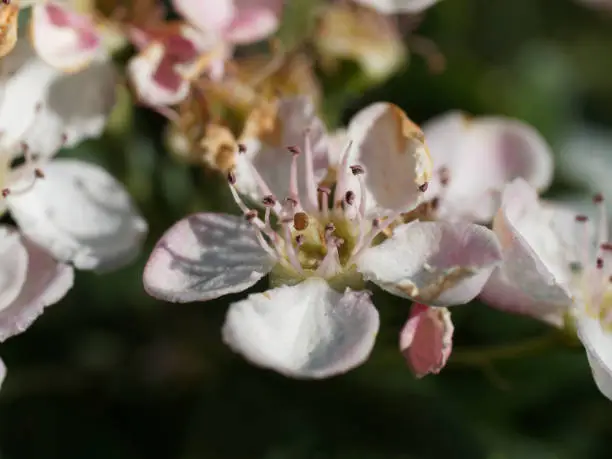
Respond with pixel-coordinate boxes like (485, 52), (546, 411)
(222, 278), (379, 378)
(6, 159), (148, 271)
(235, 96), (329, 204)
(356, 221), (502, 306)
(0, 226), (28, 311)
(344, 102), (432, 218)
(423, 112), (554, 222)
(577, 315), (612, 400)
(0, 38), (116, 157)
(30, 2), (101, 73)
(172, 0), (235, 33)
(144, 213), (275, 303)
(353, 0), (441, 14)
(224, 0), (283, 45)
(0, 231), (74, 342)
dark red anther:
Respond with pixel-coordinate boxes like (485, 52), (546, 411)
(287, 145), (300, 156)
(1, 189), (9, 198)
(431, 197), (440, 210)
(237, 144), (247, 154)
(245, 210), (258, 221)
(34, 168), (44, 179)
(601, 243), (612, 251)
(593, 193), (604, 204)
(418, 182), (429, 192)
(345, 190), (355, 206)
(575, 215), (588, 223)
(227, 171), (236, 184)
(597, 257), (604, 269)
(325, 222), (336, 234)
(350, 165), (365, 175)
(295, 234), (304, 246)
(262, 195), (276, 207)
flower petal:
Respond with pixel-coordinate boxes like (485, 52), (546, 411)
(127, 42), (190, 107)
(224, 0), (283, 44)
(577, 315), (612, 400)
(236, 96), (329, 205)
(423, 111), (554, 222)
(30, 2), (101, 73)
(144, 213), (275, 303)
(344, 102), (432, 218)
(479, 179), (575, 326)
(0, 226), (28, 311)
(0, 229), (74, 342)
(172, 0), (235, 34)
(222, 277), (379, 378)
(356, 221), (502, 306)
(0, 38), (116, 157)
(400, 303), (453, 378)
(0, 357), (5, 391)
(6, 159), (148, 271)
(353, 0), (441, 14)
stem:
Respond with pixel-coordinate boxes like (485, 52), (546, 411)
(450, 331), (576, 366)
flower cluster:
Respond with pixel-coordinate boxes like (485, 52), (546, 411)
(0, 0), (609, 406)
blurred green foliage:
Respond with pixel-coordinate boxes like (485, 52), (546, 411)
(2, 0), (612, 458)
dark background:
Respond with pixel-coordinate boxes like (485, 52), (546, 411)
(2, 0), (612, 458)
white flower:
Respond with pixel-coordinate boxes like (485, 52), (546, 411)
(480, 178), (612, 400)
(0, 224), (73, 341)
(421, 111), (554, 223)
(0, 37), (148, 271)
(353, 0), (442, 15)
(144, 97), (502, 378)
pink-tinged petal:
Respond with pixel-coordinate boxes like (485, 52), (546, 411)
(0, 357), (5, 391)
(236, 96), (329, 204)
(144, 213), (275, 303)
(400, 303), (453, 378)
(0, 226), (28, 311)
(577, 315), (612, 400)
(6, 159), (148, 272)
(344, 102), (432, 218)
(222, 278), (379, 378)
(0, 231), (74, 342)
(0, 38), (116, 158)
(224, 0), (283, 45)
(172, 0), (235, 33)
(127, 42), (190, 107)
(356, 221), (502, 306)
(479, 179), (575, 326)
(30, 2), (101, 73)
(423, 111), (554, 222)
(353, 0), (441, 14)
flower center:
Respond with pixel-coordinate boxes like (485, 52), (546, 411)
(574, 194), (612, 332)
(226, 137), (420, 291)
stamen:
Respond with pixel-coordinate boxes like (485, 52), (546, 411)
(288, 146), (303, 211)
(262, 195), (276, 207)
(295, 234), (305, 246)
(1, 149), (44, 199)
(281, 223), (304, 274)
(293, 211), (309, 231)
(333, 141), (353, 208)
(317, 186), (330, 219)
(315, 232), (343, 278)
(418, 182), (429, 192)
(345, 190), (356, 206)
(302, 129), (320, 213)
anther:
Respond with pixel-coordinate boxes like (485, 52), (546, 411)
(431, 197), (440, 210)
(597, 257), (604, 269)
(293, 212), (309, 231)
(284, 196), (298, 207)
(287, 145), (300, 156)
(245, 210), (258, 221)
(295, 234), (305, 246)
(34, 168), (44, 179)
(372, 218), (381, 228)
(593, 193), (604, 204)
(439, 167), (450, 186)
(227, 171), (236, 184)
(350, 165), (365, 175)
(238, 144), (247, 154)
(345, 190), (356, 206)
(602, 243), (612, 251)
(1, 189), (8, 198)
(576, 215), (589, 222)
(325, 222), (336, 234)
(418, 182), (429, 192)
(262, 195), (276, 207)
